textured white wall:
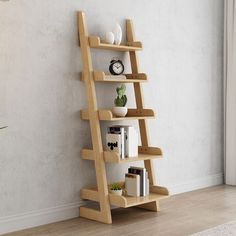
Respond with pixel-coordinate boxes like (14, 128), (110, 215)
(0, 0), (224, 233)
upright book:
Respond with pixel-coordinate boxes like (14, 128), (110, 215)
(106, 133), (124, 159)
(128, 166), (146, 196)
(120, 125), (138, 157)
(125, 173), (140, 197)
(107, 126), (125, 159)
(108, 125), (138, 157)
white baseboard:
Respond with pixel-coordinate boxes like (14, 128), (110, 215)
(0, 173), (223, 235)
(0, 201), (83, 235)
(168, 173), (224, 195)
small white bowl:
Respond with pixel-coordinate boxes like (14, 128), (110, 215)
(112, 107), (128, 117)
(110, 189), (123, 196)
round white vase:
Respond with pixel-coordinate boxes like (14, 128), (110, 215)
(110, 189), (122, 196)
(105, 31), (115, 44)
(112, 107), (128, 117)
(113, 23), (122, 45)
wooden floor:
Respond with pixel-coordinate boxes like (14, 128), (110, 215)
(4, 185), (236, 236)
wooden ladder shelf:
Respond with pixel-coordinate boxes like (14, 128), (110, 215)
(78, 11), (169, 224)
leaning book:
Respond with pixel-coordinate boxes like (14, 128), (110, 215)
(106, 133), (124, 159)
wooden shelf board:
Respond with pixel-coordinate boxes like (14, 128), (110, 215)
(104, 151), (162, 164)
(80, 72), (148, 83)
(81, 147), (162, 163)
(109, 192), (168, 208)
(93, 71), (147, 83)
(81, 185), (169, 208)
(89, 36), (142, 51)
(81, 109), (155, 121)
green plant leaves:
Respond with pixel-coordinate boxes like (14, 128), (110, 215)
(114, 85), (127, 106)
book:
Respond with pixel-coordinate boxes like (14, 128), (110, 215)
(125, 173), (140, 197)
(128, 166), (146, 196)
(108, 125), (138, 158)
(106, 133), (123, 159)
(121, 125), (138, 157)
(107, 126), (125, 159)
(130, 128), (138, 157)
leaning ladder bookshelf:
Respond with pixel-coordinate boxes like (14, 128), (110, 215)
(78, 11), (169, 224)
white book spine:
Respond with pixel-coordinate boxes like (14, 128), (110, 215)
(130, 128), (138, 157)
(125, 126), (132, 157)
(129, 127), (134, 157)
(143, 169), (146, 196)
(146, 178), (150, 195)
(120, 128), (125, 159)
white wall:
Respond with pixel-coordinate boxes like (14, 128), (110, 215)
(0, 0), (224, 234)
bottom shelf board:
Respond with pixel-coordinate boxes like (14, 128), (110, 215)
(109, 192), (168, 208)
(81, 185), (169, 208)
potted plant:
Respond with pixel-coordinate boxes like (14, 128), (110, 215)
(112, 84), (127, 117)
(110, 183), (123, 196)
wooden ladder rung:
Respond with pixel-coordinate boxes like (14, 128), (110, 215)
(89, 36), (142, 51)
(81, 188), (99, 202)
(81, 109), (155, 121)
(139, 146), (163, 155)
(81, 149), (94, 160)
(150, 185), (169, 195)
(80, 71), (148, 83)
(81, 148), (163, 163)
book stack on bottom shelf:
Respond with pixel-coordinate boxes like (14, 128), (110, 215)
(125, 166), (149, 197)
(107, 173), (168, 208)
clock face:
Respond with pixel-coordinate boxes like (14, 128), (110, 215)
(112, 62), (124, 75)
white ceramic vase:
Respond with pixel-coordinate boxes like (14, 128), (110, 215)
(110, 189), (122, 196)
(105, 31), (115, 44)
(113, 23), (122, 45)
(112, 107), (127, 117)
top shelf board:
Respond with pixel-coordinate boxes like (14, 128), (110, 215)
(89, 36), (143, 51)
(80, 71), (148, 83)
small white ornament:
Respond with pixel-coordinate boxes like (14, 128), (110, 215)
(112, 107), (127, 117)
(105, 32), (115, 44)
(113, 23), (122, 45)
(110, 189), (123, 196)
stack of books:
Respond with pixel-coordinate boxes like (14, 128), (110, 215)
(106, 125), (138, 159)
(125, 166), (150, 197)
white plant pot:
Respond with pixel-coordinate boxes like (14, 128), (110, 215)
(112, 107), (128, 117)
(105, 31), (115, 44)
(110, 189), (122, 196)
(113, 23), (122, 45)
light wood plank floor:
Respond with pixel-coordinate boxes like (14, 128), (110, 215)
(3, 185), (236, 236)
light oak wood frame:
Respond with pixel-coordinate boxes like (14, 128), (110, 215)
(78, 11), (169, 224)
(126, 19), (159, 211)
(78, 11), (112, 224)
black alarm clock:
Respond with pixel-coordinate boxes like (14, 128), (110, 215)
(109, 59), (124, 75)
